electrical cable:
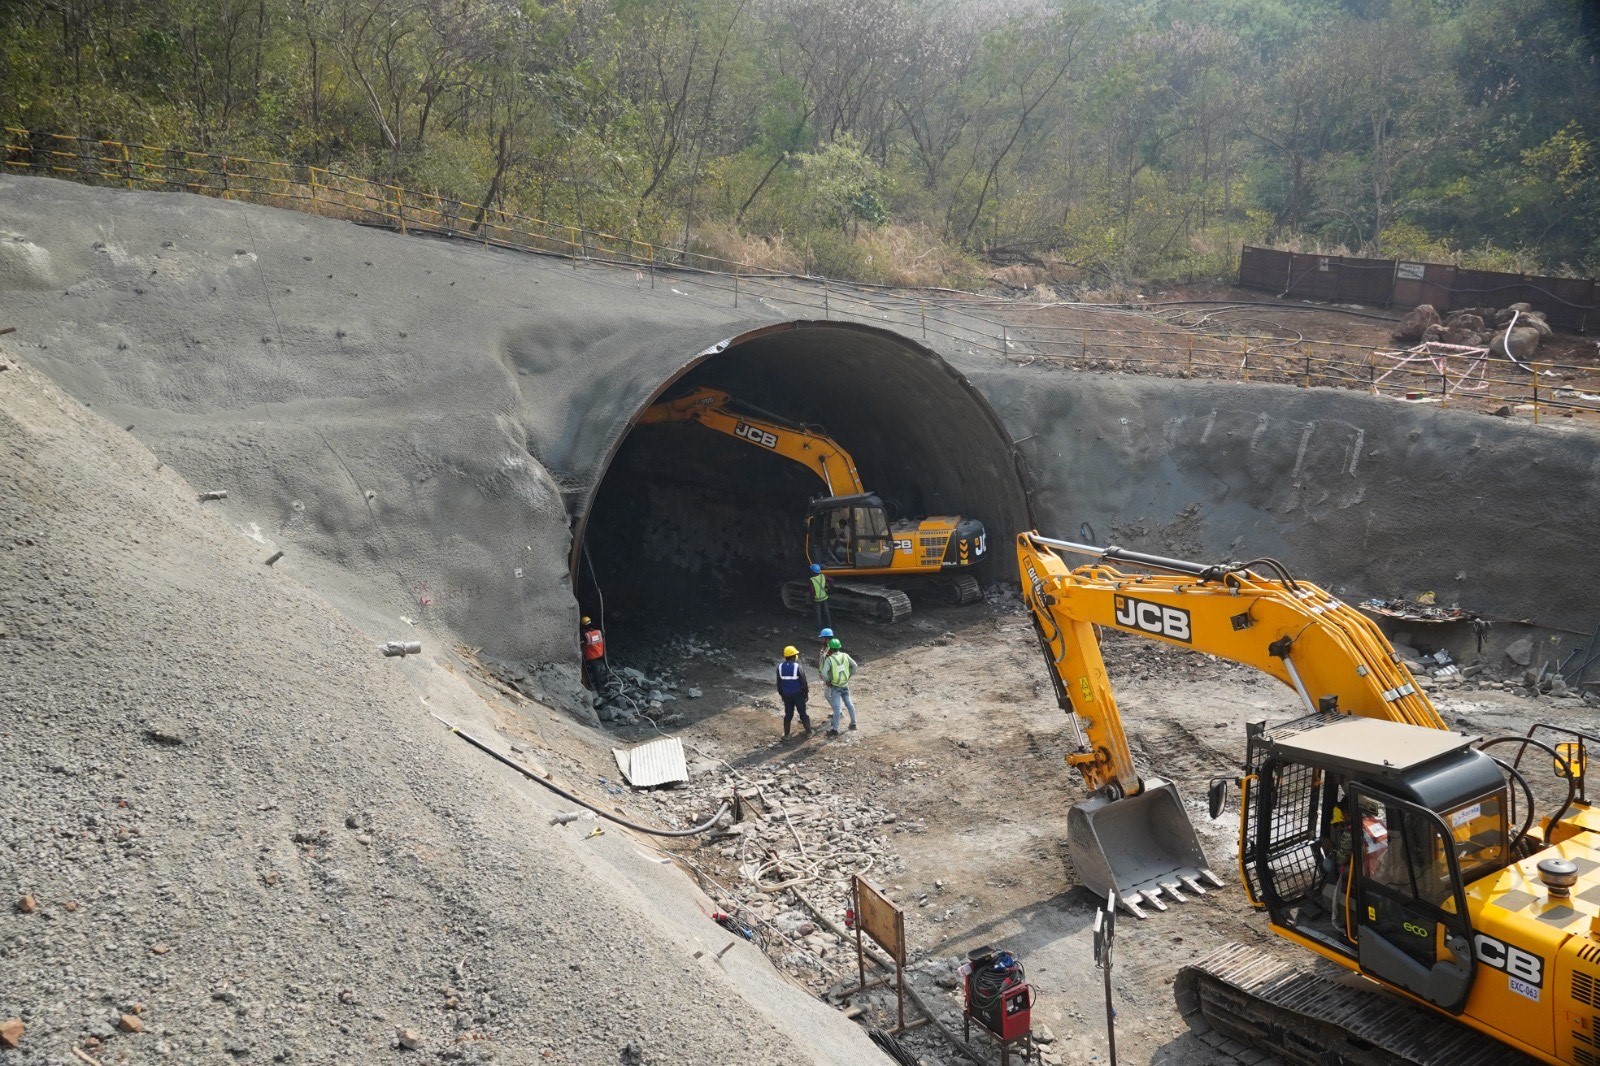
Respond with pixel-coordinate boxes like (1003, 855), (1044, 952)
(970, 953), (1027, 1011)
(867, 1028), (922, 1065)
(430, 714), (730, 836)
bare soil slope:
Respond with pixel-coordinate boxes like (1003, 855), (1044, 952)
(0, 352), (878, 1064)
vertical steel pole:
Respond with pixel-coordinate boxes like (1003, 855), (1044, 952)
(1095, 891), (1118, 1066)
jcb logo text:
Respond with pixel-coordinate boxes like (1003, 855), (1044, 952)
(1475, 933), (1543, 987)
(1113, 596), (1191, 643)
(734, 421), (779, 448)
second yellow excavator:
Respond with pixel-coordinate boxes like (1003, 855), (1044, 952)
(1018, 529), (1600, 1064)
(639, 387), (988, 622)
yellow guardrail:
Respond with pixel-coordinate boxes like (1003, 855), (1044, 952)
(4, 128), (1595, 425)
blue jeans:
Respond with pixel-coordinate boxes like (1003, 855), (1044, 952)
(825, 686), (856, 731)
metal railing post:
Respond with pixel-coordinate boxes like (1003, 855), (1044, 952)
(1000, 324), (1008, 356)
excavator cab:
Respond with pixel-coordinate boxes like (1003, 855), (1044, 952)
(1243, 715), (1512, 1013)
(808, 494), (895, 569)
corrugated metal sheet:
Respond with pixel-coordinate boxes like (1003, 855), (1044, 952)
(612, 737), (687, 788)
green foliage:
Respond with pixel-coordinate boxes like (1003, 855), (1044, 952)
(1, 0), (1596, 285)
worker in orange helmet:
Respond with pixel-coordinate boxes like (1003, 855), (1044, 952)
(580, 615), (608, 691)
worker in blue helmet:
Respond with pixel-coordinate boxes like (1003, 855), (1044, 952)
(807, 563), (833, 629)
(816, 627), (834, 668)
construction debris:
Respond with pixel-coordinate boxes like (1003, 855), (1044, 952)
(379, 641), (423, 657)
(1358, 598), (1477, 624)
(612, 737), (688, 789)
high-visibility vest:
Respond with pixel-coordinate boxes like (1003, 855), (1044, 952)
(777, 661), (804, 695)
(581, 627), (605, 661)
(823, 651), (854, 687)
(810, 574), (829, 602)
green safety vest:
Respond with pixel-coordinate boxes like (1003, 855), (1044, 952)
(810, 574), (829, 601)
(823, 651), (855, 687)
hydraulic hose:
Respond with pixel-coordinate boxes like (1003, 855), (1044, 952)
(433, 715), (730, 837)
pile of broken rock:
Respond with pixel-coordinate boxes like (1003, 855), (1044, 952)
(1391, 301), (1555, 362)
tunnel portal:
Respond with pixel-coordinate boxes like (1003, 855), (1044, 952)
(575, 322), (1032, 642)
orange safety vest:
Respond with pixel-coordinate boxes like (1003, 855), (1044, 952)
(581, 627), (606, 661)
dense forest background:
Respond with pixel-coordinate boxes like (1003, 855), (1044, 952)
(3, 0), (1598, 288)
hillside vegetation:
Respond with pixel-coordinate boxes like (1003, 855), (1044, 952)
(3, 0), (1598, 287)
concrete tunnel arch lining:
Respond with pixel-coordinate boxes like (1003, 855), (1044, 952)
(570, 321), (1035, 616)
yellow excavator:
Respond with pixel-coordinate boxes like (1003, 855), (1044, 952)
(1018, 530), (1600, 1064)
(639, 387), (988, 623)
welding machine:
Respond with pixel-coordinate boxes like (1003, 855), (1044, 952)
(960, 945), (1033, 1042)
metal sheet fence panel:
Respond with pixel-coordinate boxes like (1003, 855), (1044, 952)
(1451, 269), (1538, 311)
(1334, 256), (1396, 306)
(1238, 246), (1291, 292)
(1287, 253), (1340, 301)
(1533, 277), (1597, 331)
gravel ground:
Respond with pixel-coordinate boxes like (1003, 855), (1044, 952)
(0, 352), (878, 1064)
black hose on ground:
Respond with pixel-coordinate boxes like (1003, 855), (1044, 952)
(434, 716), (730, 837)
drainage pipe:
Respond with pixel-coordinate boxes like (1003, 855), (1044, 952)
(432, 715), (730, 837)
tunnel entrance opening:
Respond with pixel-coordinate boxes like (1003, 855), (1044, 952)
(575, 322), (1032, 651)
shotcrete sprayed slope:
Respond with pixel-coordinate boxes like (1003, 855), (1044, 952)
(968, 367), (1600, 635)
(0, 176), (1030, 667)
(0, 354), (877, 1063)
(0, 176), (764, 666)
(4, 174), (1596, 657)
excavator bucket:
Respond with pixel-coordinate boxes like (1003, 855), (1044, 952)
(1067, 778), (1224, 918)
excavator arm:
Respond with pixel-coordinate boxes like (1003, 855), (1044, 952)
(1016, 530), (1444, 916)
(637, 386), (866, 497)
(1018, 531), (1444, 796)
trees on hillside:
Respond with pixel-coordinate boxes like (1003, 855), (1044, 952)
(1, 0), (1595, 280)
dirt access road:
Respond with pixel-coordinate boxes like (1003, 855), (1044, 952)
(492, 587), (1594, 1065)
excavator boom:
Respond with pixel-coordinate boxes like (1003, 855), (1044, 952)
(637, 386), (865, 496)
(1016, 531), (1444, 915)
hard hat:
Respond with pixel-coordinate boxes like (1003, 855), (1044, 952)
(818, 628), (833, 638)
(810, 563), (822, 574)
(828, 638), (842, 650)
(783, 645), (799, 658)
(581, 616), (591, 625)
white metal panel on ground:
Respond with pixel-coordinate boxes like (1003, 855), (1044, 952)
(612, 737), (687, 788)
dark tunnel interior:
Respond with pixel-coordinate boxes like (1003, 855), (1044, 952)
(577, 323), (1032, 643)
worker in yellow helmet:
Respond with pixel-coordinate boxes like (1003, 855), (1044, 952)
(775, 645), (812, 742)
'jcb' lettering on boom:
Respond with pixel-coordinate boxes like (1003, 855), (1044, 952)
(734, 421), (779, 448)
(1113, 595), (1192, 643)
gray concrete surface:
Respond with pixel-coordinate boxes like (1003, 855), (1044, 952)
(4, 172), (1596, 673)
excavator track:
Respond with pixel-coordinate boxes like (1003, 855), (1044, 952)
(1175, 944), (1537, 1066)
(932, 573), (983, 606)
(781, 580), (912, 624)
